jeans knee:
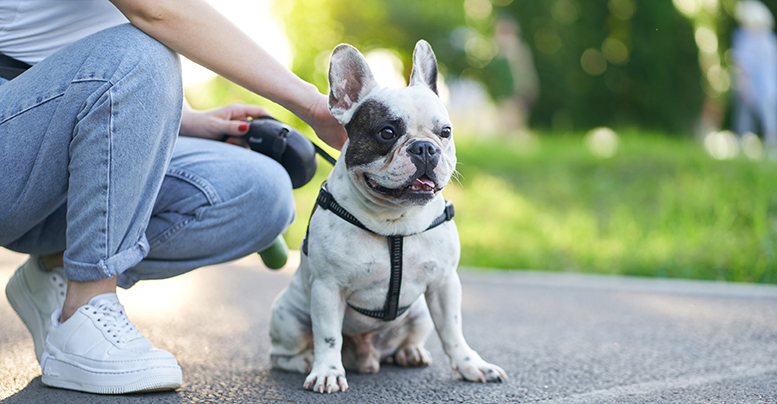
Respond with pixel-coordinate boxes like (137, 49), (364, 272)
(120, 25), (181, 82)
(82, 25), (182, 152)
(83, 24), (182, 114)
(241, 159), (296, 245)
(208, 150), (296, 253)
(105, 24), (179, 68)
(178, 145), (295, 250)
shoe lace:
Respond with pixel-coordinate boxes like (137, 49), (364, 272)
(91, 300), (143, 344)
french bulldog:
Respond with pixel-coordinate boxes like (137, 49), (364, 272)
(269, 40), (506, 393)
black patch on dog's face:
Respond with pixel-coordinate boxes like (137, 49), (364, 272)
(344, 100), (406, 168)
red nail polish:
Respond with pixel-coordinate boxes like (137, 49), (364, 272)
(238, 123), (249, 132)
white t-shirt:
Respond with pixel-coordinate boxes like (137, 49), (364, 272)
(0, 0), (127, 64)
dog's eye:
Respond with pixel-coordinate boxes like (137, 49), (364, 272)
(379, 127), (395, 140)
(441, 127), (452, 138)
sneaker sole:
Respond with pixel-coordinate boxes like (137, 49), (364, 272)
(5, 266), (46, 363)
(41, 352), (182, 394)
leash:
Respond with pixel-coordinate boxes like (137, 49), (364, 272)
(312, 143), (337, 165)
(303, 182), (455, 321)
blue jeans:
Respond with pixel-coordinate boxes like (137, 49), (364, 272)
(733, 95), (777, 147)
(0, 24), (295, 288)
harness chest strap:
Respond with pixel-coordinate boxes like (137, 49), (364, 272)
(302, 183), (455, 321)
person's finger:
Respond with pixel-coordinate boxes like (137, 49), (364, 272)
(225, 103), (271, 120)
(221, 119), (251, 137)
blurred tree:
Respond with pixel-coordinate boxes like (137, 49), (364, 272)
(275, 0), (711, 135)
(501, 0), (704, 133)
(274, 0), (469, 92)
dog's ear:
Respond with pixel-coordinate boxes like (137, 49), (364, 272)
(328, 44), (379, 125)
(409, 40), (438, 95)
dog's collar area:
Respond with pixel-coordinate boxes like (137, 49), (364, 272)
(312, 183), (454, 237)
(302, 182), (455, 322)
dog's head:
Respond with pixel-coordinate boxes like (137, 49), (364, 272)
(328, 40), (456, 207)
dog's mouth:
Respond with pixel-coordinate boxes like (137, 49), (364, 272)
(365, 174), (441, 202)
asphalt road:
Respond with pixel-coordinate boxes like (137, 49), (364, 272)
(1, 248), (776, 404)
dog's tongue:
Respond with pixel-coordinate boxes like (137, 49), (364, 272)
(415, 177), (435, 188)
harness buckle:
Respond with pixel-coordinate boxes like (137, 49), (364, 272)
(317, 187), (333, 210)
(444, 202), (455, 221)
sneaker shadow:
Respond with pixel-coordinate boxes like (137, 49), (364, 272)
(0, 376), (183, 404)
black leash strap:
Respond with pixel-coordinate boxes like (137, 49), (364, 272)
(313, 143), (337, 165)
(0, 52), (31, 81)
(304, 182), (454, 322)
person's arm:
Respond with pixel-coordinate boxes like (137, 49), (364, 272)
(110, 0), (347, 149)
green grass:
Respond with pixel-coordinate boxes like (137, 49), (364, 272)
(285, 130), (777, 284)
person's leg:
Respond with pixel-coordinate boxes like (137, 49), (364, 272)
(733, 94), (755, 137)
(760, 100), (777, 148)
(8, 138), (296, 289)
(2, 24), (184, 393)
(9, 137), (295, 287)
(1, 23), (182, 280)
(118, 137), (295, 288)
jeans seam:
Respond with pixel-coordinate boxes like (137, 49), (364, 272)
(165, 168), (222, 206)
(105, 87), (114, 259)
(145, 167), (221, 249)
(72, 78), (113, 84)
(1, 79), (109, 124)
(0, 93), (63, 124)
(147, 215), (196, 250)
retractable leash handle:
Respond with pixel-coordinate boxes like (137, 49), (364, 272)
(222, 116), (338, 270)
(227, 116), (319, 189)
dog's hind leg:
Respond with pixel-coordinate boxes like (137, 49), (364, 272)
(342, 332), (380, 374)
(375, 297), (434, 367)
(269, 291), (315, 373)
(394, 300), (434, 367)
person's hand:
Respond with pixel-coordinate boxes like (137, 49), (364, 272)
(304, 93), (347, 151)
(179, 102), (270, 140)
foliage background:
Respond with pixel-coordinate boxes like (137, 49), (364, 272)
(187, 0), (777, 283)
(501, 0), (703, 133)
(272, 0), (776, 134)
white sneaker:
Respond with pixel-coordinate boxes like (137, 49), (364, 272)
(41, 293), (182, 394)
(5, 256), (67, 363)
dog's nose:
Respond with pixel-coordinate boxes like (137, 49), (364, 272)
(408, 141), (440, 161)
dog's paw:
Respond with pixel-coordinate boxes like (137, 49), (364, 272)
(394, 345), (432, 367)
(454, 356), (507, 383)
(303, 364), (349, 393)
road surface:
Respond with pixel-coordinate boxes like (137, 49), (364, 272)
(1, 248), (776, 403)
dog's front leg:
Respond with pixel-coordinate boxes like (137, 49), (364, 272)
(303, 280), (349, 393)
(426, 272), (507, 383)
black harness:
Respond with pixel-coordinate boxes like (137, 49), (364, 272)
(302, 183), (455, 322)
